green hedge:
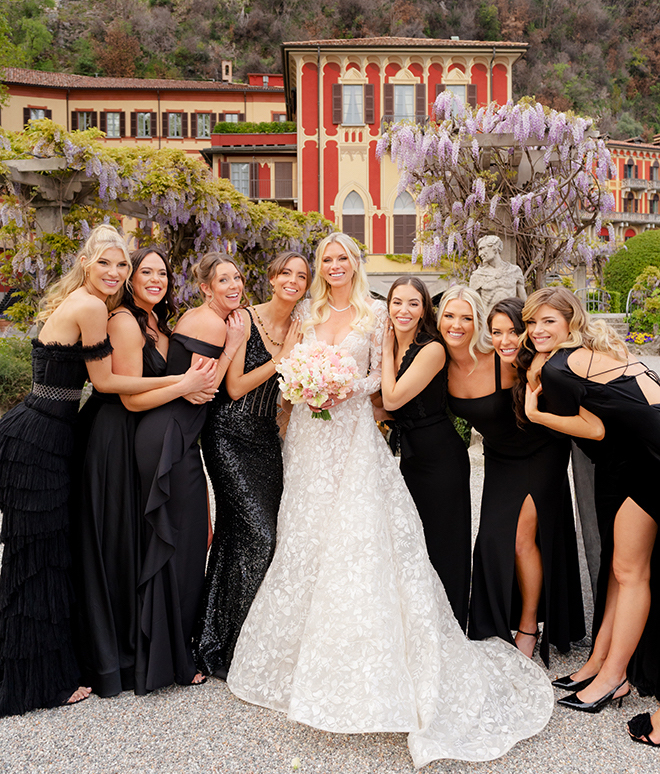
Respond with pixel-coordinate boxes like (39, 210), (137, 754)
(603, 230), (660, 300)
(607, 289), (622, 313)
(0, 336), (32, 413)
(212, 120), (297, 134)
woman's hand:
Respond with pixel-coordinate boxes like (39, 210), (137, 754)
(310, 391), (354, 412)
(180, 357), (218, 395)
(224, 311), (245, 359)
(524, 382), (543, 422)
(383, 318), (395, 357)
(279, 319), (302, 362)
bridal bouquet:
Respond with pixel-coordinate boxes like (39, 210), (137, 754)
(276, 341), (359, 420)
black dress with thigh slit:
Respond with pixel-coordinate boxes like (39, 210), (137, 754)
(133, 333), (222, 694)
(72, 336), (166, 697)
(541, 348), (660, 698)
(390, 341), (471, 631)
(194, 311), (282, 677)
(448, 354), (585, 666)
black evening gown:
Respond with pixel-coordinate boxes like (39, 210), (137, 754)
(390, 342), (471, 631)
(448, 354), (585, 666)
(194, 311), (282, 677)
(133, 333), (222, 694)
(72, 338), (166, 697)
(0, 337), (112, 716)
(541, 349), (660, 699)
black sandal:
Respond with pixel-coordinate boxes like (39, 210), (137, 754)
(628, 713), (660, 747)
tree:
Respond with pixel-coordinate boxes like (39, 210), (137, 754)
(0, 119), (336, 323)
(378, 93), (617, 288)
(93, 21), (141, 77)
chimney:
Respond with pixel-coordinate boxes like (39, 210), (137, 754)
(221, 61), (233, 83)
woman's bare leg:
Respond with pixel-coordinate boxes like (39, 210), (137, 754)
(514, 495), (543, 658)
(576, 498), (656, 702)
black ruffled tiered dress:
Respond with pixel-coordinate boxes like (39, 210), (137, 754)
(194, 311), (282, 677)
(0, 337), (111, 716)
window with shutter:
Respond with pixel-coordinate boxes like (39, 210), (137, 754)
(332, 84), (342, 124)
(130, 112), (137, 137)
(415, 84), (426, 122)
(105, 112), (121, 138)
(100, 112), (106, 133)
(151, 112), (157, 135)
(23, 107), (30, 127)
(190, 113), (197, 138)
(220, 161), (230, 179)
(343, 191), (366, 244)
(182, 113), (188, 137)
(364, 84), (374, 124)
(249, 162), (259, 198)
(119, 112), (125, 137)
(71, 111), (78, 131)
(91, 112), (98, 128)
(467, 84), (477, 107)
(393, 192), (417, 254)
(383, 84), (394, 120)
(275, 162), (293, 199)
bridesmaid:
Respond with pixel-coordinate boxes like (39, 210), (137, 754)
(380, 276), (471, 630)
(438, 286), (585, 665)
(521, 287), (660, 711)
(0, 225), (186, 716)
(73, 246), (216, 697)
(134, 251), (245, 694)
(194, 251), (310, 678)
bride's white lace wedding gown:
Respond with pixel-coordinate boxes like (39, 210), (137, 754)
(227, 301), (553, 769)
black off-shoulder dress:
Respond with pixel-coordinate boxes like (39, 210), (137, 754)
(0, 337), (111, 716)
(133, 333), (222, 694)
(390, 341), (471, 631)
(194, 311), (282, 677)
(448, 354), (585, 666)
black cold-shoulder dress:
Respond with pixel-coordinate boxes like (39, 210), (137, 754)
(448, 354), (585, 666)
(133, 333), (222, 694)
(0, 337), (112, 716)
(541, 348), (660, 698)
(390, 342), (471, 631)
(193, 310), (282, 677)
(72, 337), (166, 697)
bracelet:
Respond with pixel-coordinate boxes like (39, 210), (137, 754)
(271, 357), (281, 367)
(222, 351), (233, 362)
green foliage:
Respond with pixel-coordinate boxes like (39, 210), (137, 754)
(384, 253), (422, 264)
(476, 2), (500, 41)
(603, 231), (660, 300)
(0, 336), (32, 413)
(607, 289), (621, 314)
(212, 121), (297, 134)
(449, 412), (472, 448)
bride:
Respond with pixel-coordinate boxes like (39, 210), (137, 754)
(227, 233), (553, 768)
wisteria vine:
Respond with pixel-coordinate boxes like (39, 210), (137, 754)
(378, 94), (617, 286)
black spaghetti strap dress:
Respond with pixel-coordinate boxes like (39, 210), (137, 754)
(389, 342), (471, 630)
(541, 349), (660, 698)
(448, 354), (585, 666)
(0, 337), (112, 716)
(72, 330), (166, 697)
(194, 311), (283, 677)
(133, 333), (222, 694)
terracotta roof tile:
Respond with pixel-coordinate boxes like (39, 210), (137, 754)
(1, 67), (284, 92)
(283, 36), (527, 48)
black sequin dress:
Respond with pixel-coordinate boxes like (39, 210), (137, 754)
(448, 354), (585, 666)
(194, 311), (282, 677)
(133, 333), (223, 694)
(390, 342), (471, 631)
(72, 334), (166, 697)
(0, 337), (112, 716)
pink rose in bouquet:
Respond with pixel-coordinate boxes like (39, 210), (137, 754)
(276, 340), (360, 420)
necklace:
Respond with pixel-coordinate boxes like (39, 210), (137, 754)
(328, 300), (352, 312)
(253, 306), (285, 347)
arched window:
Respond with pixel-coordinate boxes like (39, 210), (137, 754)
(651, 194), (659, 215)
(393, 192), (417, 254)
(624, 158), (635, 179)
(625, 228), (636, 240)
(651, 161), (659, 182)
(342, 191), (365, 244)
(623, 191), (637, 213)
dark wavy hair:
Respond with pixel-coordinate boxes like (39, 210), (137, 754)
(122, 246), (176, 345)
(487, 297), (528, 426)
(386, 276), (440, 358)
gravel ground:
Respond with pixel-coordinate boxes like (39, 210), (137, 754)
(1, 355), (659, 773)
(1, 442), (659, 774)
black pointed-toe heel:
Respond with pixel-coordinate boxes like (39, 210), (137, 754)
(557, 679), (630, 714)
(551, 673), (596, 692)
(628, 713), (660, 747)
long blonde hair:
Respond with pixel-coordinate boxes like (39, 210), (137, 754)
(303, 233), (375, 334)
(436, 285), (493, 370)
(38, 225), (130, 321)
(520, 287), (628, 360)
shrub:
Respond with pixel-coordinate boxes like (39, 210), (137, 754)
(608, 289), (621, 313)
(603, 230), (660, 300)
(0, 336), (32, 413)
(212, 120), (297, 134)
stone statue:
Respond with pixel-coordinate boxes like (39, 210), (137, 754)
(469, 235), (527, 311)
